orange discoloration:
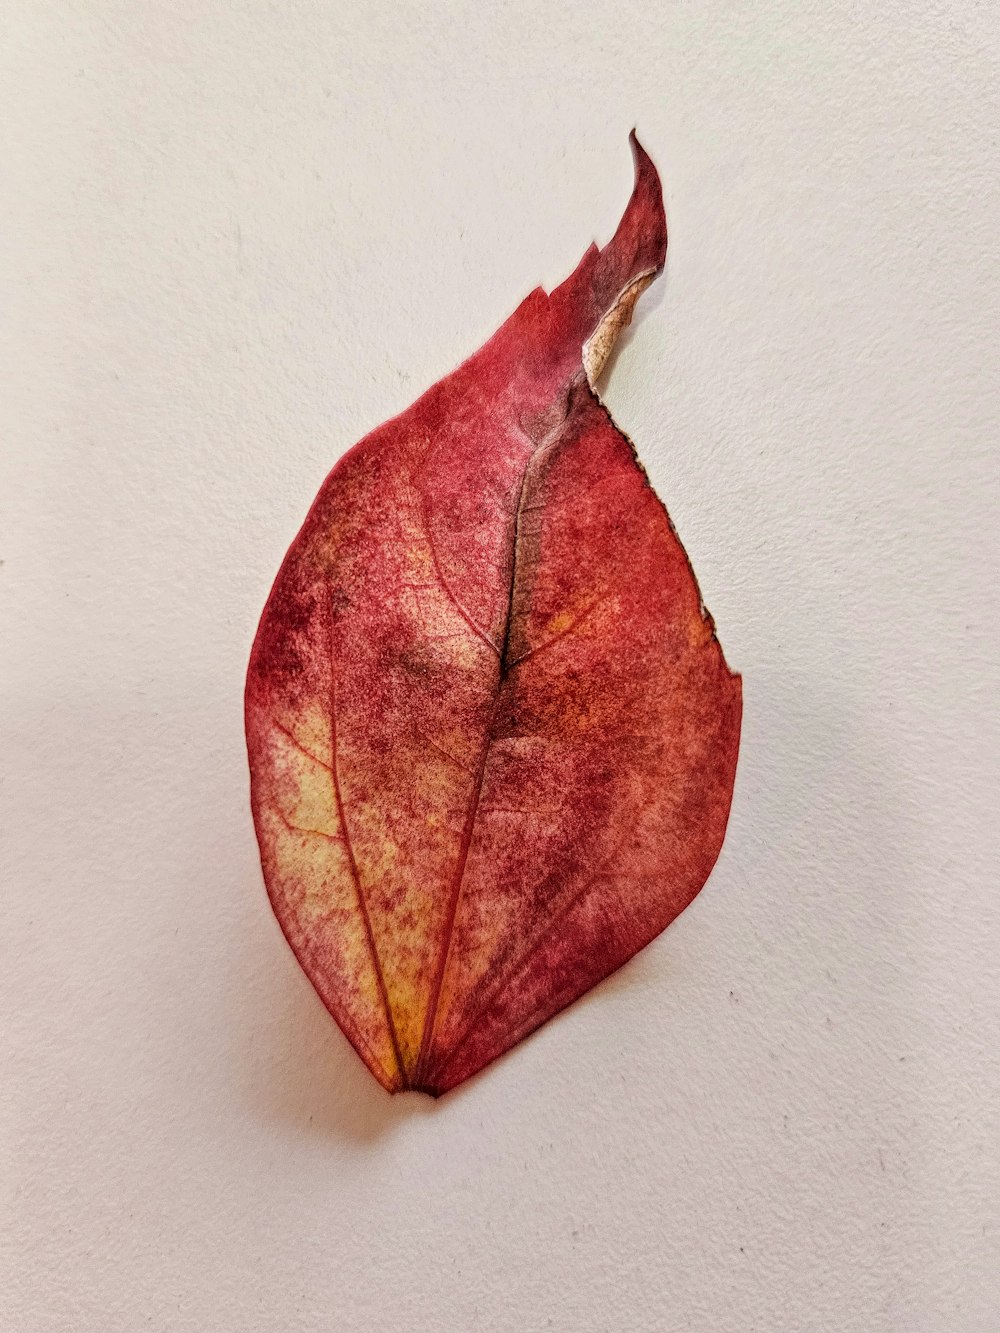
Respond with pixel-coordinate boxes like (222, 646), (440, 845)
(245, 136), (741, 1095)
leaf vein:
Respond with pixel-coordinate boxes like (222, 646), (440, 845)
(417, 483), (501, 657)
(327, 586), (406, 1088)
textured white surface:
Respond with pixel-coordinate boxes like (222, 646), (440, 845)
(3, 3), (999, 1329)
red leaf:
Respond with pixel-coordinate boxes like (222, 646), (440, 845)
(245, 135), (741, 1095)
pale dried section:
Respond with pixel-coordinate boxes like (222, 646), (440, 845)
(256, 720), (403, 1090)
(582, 272), (656, 386)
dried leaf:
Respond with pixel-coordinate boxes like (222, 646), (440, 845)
(245, 135), (741, 1095)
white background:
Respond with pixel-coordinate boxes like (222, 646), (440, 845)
(3, 3), (998, 1330)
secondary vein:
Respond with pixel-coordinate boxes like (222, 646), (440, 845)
(327, 584), (406, 1089)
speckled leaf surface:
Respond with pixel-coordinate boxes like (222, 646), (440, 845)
(245, 136), (741, 1095)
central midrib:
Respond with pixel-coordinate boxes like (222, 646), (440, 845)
(411, 455), (534, 1088)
